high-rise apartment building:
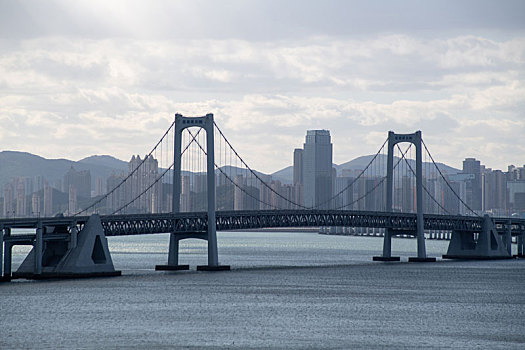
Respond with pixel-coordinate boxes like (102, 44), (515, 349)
(63, 166), (91, 198)
(128, 155), (162, 213)
(95, 177), (105, 197)
(31, 193), (40, 217)
(3, 183), (14, 217)
(293, 148), (304, 207)
(106, 172), (126, 213)
(43, 184), (53, 216)
(302, 130), (333, 209)
(483, 169), (506, 212)
(16, 180), (26, 217)
(462, 158), (482, 211)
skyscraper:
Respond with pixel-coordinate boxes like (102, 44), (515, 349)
(106, 172), (126, 213)
(462, 158), (482, 211)
(31, 193), (40, 217)
(43, 184), (53, 216)
(3, 183), (14, 217)
(63, 166), (91, 198)
(128, 155), (162, 213)
(302, 130), (333, 209)
(293, 148), (304, 207)
(16, 180), (26, 217)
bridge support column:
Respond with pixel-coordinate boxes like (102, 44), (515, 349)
(516, 233), (524, 258)
(156, 234), (189, 271)
(0, 224), (5, 282)
(505, 220), (512, 256)
(2, 228), (12, 282)
(69, 222), (78, 250)
(373, 228), (399, 261)
(34, 221), (43, 275)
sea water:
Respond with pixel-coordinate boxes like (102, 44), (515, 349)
(1, 231), (524, 349)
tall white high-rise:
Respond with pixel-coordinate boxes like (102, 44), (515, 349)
(302, 130), (333, 209)
(128, 155), (162, 213)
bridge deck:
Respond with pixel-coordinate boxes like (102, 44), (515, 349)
(1, 210), (524, 237)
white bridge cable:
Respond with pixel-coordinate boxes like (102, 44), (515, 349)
(421, 139), (481, 217)
(396, 144), (451, 215)
(111, 128), (203, 215)
(334, 144), (411, 210)
(73, 120), (176, 216)
(188, 129), (287, 210)
(314, 138), (389, 210)
(213, 122), (310, 209)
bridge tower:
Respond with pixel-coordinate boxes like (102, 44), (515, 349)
(156, 113), (229, 271)
(374, 131), (436, 262)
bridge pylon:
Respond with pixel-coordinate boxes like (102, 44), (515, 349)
(156, 113), (229, 272)
(373, 131), (436, 262)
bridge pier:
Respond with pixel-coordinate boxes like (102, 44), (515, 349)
(516, 233), (524, 258)
(155, 234), (189, 271)
(13, 215), (120, 280)
(2, 228), (12, 282)
(373, 228), (400, 261)
(0, 224), (6, 282)
(34, 221), (43, 275)
(506, 220), (512, 257)
(443, 215), (512, 260)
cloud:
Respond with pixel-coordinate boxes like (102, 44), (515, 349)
(0, 31), (524, 173)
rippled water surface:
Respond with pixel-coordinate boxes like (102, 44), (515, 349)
(1, 232), (524, 349)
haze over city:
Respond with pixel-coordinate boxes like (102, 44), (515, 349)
(1, 0), (524, 173)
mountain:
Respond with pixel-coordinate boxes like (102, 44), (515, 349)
(78, 155), (128, 171)
(270, 154), (461, 184)
(335, 154), (460, 176)
(270, 166), (293, 184)
(0, 151), (461, 191)
(0, 151), (128, 190)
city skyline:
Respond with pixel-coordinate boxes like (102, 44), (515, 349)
(0, 0), (524, 173)
(3, 129), (525, 218)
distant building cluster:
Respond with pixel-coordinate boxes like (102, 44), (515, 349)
(106, 155), (163, 214)
(1, 133), (525, 218)
(0, 155), (164, 217)
(1, 167), (93, 218)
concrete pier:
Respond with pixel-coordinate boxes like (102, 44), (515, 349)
(443, 215), (513, 260)
(12, 215), (120, 280)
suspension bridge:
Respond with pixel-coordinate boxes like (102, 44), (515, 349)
(1, 113), (524, 281)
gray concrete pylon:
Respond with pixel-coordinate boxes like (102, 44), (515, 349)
(205, 113), (218, 266)
(375, 130), (432, 262)
(414, 131), (426, 259)
(3, 228), (11, 279)
(34, 221), (43, 275)
(162, 113), (224, 270)
(383, 131), (394, 257)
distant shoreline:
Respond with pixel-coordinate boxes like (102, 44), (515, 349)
(229, 228), (319, 233)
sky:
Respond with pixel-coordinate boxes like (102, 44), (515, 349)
(0, 0), (524, 173)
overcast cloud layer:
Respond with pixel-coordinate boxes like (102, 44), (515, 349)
(1, 0), (524, 173)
